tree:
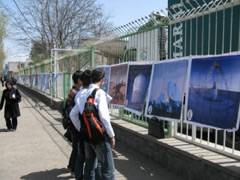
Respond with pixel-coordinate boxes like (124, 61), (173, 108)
(0, 11), (6, 71)
(29, 41), (48, 63)
(3, 0), (113, 62)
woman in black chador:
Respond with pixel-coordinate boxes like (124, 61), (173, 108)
(0, 81), (21, 131)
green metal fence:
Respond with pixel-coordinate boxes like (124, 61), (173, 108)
(15, 12), (169, 132)
(93, 12), (168, 131)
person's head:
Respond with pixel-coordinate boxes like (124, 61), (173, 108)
(91, 68), (105, 87)
(72, 70), (83, 87)
(80, 70), (92, 87)
(5, 81), (13, 89)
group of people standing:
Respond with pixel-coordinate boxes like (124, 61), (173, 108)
(64, 68), (115, 180)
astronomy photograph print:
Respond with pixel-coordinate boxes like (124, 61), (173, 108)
(98, 66), (111, 93)
(185, 55), (240, 131)
(108, 64), (128, 106)
(125, 64), (152, 114)
(146, 59), (189, 121)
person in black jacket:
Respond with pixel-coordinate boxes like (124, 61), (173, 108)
(0, 81), (21, 131)
(64, 70), (83, 177)
(1, 76), (4, 87)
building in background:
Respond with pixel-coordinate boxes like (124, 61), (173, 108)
(168, 0), (240, 59)
(5, 61), (24, 75)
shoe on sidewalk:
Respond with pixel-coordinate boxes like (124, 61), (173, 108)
(71, 171), (75, 178)
(6, 129), (12, 132)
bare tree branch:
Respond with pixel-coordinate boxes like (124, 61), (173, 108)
(2, 0), (113, 62)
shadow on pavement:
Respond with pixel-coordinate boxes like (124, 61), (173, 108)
(0, 128), (8, 133)
(113, 141), (180, 180)
(21, 168), (73, 180)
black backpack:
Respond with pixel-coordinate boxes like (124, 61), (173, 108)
(80, 89), (106, 145)
(62, 102), (72, 129)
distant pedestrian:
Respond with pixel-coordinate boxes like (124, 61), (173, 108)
(1, 76), (4, 87)
(11, 77), (17, 86)
(0, 81), (21, 131)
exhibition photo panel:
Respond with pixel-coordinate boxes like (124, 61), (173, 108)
(145, 59), (189, 121)
(125, 64), (152, 115)
(108, 63), (129, 106)
(185, 54), (240, 131)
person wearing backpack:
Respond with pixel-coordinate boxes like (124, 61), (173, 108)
(64, 70), (83, 177)
(70, 69), (92, 180)
(83, 68), (115, 180)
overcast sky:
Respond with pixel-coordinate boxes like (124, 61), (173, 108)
(3, 0), (168, 63)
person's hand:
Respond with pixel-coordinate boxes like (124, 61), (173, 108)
(110, 137), (115, 149)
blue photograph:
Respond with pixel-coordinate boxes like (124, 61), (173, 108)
(186, 55), (240, 130)
(146, 60), (188, 120)
(40, 73), (46, 91)
(125, 64), (152, 114)
(98, 66), (111, 93)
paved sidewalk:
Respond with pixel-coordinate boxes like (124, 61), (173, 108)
(0, 85), (183, 180)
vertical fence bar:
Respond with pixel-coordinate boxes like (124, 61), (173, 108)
(192, 125), (196, 141)
(215, 10), (218, 55)
(223, 130), (226, 150)
(230, 5), (233, 52)
(185, 20), (187, 56)
(239, 10), (240, 50)
(208, 13), (211, 54)
(232, 131), (235, 153)
(202, 14), (204, 55)
(207, 128), (210, 145)
(215, 130), (218, 148)
(91, 46), (95, 69)
(200, 127), (203, 143)
(196, 17), (198, 55)
(222, 9), (225, 53)
(190, 19), (193, 55)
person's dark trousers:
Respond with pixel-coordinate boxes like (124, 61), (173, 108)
(12, 117), (17, 130)
(84, 138), (115, 180)
(95, 161), (102, 180)
(5, 118), (12, 130)
(5, 117), (17, 130)
(68, 132), (79, 172)
(1, 81), (4, 87)
(75, 138), (85, 180)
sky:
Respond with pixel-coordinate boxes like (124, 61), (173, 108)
(3, 0), (168, 64)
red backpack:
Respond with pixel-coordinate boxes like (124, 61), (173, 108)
(81, 89), (106, 144)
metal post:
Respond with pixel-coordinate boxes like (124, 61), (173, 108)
(215, 10), (218, 55)
(91, 46), (95, 69)
(54, 50), (58, 98)
(192, 125), (196, 141)
(184, 20), (187, 56)
(190, 19), (193, 55)
(208, 13), (211, 55)
(230, 5), (233, 52)
(196, 17), (198, 55)
(239, 10), (240, 50)
(202, 14), (204, 55)
(222, 8), (225, 53)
